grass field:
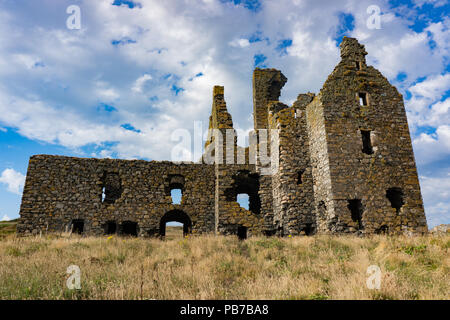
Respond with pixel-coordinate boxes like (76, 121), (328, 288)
(0, 219), (18, 239)
(0, 221), (448, 300)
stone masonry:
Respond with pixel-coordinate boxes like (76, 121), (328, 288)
(17, 37), (428, 237)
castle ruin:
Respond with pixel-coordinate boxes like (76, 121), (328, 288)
(17, 37), (428, 237)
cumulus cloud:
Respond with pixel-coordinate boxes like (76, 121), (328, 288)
(413, 125), (450, 165)
(1, 214), (11, 221)
(132, 74), (152, 93)
(413, 0), (448, 8)
(229, 38), (250, 48)
(0, 168), (25, 195)
(409, 73), (450, 101)
(419, 174), (450, 227)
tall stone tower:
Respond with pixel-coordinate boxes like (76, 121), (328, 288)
(306, 37), (427, 234)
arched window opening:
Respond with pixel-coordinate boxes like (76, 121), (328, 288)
(167, 174), (185, 205)
(101, 172), (122, 204)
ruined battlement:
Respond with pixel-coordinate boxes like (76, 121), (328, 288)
(17, 37), (428, 238)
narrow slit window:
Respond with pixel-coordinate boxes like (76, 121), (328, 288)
(358, 92), (368, 106)
(361, 130), (373, 155)
(355, 61), (361, 70)
(297, 170), (305, 184)
(347, 199), (364, 230)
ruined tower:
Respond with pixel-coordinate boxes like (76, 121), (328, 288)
(305, 37), (427, 234)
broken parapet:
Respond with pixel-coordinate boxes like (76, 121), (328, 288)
(340, 36), (368, 63)
(252, 68), (287, 129)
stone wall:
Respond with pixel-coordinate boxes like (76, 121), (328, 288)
(17, 155), (216, 236)
(269, 94), (316, 236)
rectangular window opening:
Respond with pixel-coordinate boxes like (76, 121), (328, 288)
(297, 170), (305, 185)
(72, 219), (84, 234)
(361, 130), (373, 155)
(237, 225), (247, 240)
(171, 188), (182, 205)
(358, 92), (368, 106)
(105, 221), (117, 235)
(347, 199), (364, 230)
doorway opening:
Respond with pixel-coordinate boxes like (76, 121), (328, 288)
(120, 221), (138, 237)
(237, 226), (247, 240)
(160, 210), (192, 238)
(71, 219), (84, 234)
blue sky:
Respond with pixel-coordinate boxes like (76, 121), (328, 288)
(0, 0), (448, 228)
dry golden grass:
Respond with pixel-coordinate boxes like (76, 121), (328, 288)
(164, 226), (184, 240)
(0, 228), (448, 300)
(0, 220), (18, 240)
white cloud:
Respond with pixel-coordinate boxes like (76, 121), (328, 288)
(229, 38), (250, 48)
(12, 54), (44, 70)
(419, 174), (450, 228)
(0, 168), (25, 195)
(95, 81), (120, 102)
(406, 73), (450, 130)
(413, 0), (448, 8)
(132, 74), (152, 93)
(1, 214), (11, 221)
(409, 73), (450, 100)
(413, 125), (450, 164)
